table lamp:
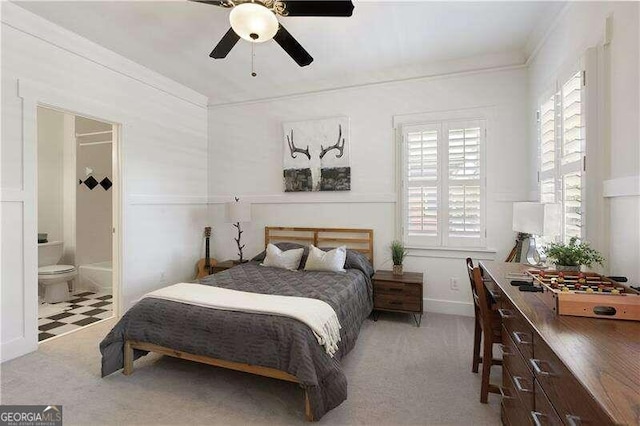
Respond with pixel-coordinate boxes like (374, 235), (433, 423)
(512, 202), (561, 266)
(226, 197), (252, 263)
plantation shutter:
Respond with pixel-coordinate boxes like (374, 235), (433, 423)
(401, 119), (486, 249)
(404, 124), (440, 246)
(559, 71), (584, 241)
(537, 70), (585, 242)
(445, 121), (485, 247)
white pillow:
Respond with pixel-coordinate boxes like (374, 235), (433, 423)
(304, 245), (347, 272)
(261, 243), (304, 271)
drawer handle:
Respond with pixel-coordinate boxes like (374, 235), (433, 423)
(530, 358), (555, 377)
(497, 308), (514, 319)
(530, 411), (546, 426)
(389, 301), (402, 305)
(566, 414), (582, 426)
(498, 344), (514, 357)
(488, 289), (501, 300)
(498, 386), (515, 400)
(513, 376), (533, 393)
(512, 331), (532, 345)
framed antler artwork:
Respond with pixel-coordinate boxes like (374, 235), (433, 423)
(282, 116), (350, 192)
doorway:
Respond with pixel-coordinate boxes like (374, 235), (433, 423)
(36, 106), (119, 342)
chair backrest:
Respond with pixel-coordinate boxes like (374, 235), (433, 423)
(466, 258), (478, 304)
(472, 266), (492, 330)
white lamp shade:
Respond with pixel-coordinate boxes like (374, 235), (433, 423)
(512, 202), (561, 236)
(226, 201), (252, 223)
(229, 3), (279, 43)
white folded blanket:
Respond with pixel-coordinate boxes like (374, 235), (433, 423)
(142, 283), (342, 357)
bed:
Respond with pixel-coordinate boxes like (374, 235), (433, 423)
(100, 227), (374, 421)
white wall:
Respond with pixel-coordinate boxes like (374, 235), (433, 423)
(1, 4), (208, 361)
(527, 2), (640, 283)
(208, 65), (530, 316)
(36, 107), (65, 244)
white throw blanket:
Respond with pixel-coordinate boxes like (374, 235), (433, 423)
(142, 283), (342, 357)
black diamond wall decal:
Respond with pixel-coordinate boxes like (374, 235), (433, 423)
(100, 177), (112, 191)
(83, 176), (98, 190)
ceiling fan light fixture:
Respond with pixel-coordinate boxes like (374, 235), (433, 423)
(229, 2), (279, 43)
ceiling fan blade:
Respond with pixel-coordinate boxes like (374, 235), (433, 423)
(189, 0), (232, 7)
(273, 24), (313, 67)
(282, 1), (354, 17)
(210, 28), (240, 59)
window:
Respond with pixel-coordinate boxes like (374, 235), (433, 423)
(401, 119), (486, 249)
(537, 71), (585, 242)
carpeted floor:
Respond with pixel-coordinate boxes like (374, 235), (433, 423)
(0, 312), (501, 425)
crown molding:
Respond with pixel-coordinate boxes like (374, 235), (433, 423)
(208, 63), (527, 109)
(524, 2), (571, 66)
(1, 2), (208, 108)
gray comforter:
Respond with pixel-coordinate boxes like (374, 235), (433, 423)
(100, 251), (373, 420)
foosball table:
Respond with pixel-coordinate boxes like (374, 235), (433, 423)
(528, 270), (640, 321)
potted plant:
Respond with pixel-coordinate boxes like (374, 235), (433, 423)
(390, 240), (408, 276)
(543, 237), (605, 272)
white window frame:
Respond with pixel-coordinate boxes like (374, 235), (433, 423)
(399, 118), (487, 250)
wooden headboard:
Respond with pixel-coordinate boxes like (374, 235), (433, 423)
(264, 227), (374, 264)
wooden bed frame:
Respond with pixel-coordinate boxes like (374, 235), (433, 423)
(122, 226), (374, 422)
(265, 226), (374, 264)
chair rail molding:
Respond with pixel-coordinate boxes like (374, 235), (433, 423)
(603, 175), (640, 198)
(207, 193), (397, 205)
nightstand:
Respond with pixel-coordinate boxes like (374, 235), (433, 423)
(372, 270), (424, 326)
(209, 260), (235, 274)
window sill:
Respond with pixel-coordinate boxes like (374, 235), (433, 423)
(405, 246), (497, 260)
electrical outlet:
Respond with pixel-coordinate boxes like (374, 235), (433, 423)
(450, 278), (459, 291)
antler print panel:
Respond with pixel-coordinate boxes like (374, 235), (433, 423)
(282, 117), (351, 192)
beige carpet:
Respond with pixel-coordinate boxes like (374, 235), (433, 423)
(0, 312), (501, 425)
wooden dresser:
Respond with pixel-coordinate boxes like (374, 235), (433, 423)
(480, 261), (640, 426)
(372, 270), (423, 326)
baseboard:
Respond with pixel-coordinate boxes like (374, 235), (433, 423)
(1, 336), (38, 363)
(424, 298), (474, 317)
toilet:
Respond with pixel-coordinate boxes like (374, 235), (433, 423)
(38, 241), (77, 303)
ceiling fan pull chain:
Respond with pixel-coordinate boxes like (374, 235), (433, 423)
(251, 42), (257, 77)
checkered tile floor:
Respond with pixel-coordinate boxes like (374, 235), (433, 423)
(38, 291), (113, 342)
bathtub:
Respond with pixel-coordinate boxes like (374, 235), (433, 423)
(79, 261), (112, 293)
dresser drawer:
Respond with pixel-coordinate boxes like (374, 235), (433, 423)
(501, 366), (530, 426)
(373, 280), (421, 297)
(498, 298), (534, 360)
(502, 326), (534, 412)
(531, 334), (613, 425)
(374, 294), (420, 312)
(530, 380), (563, 426)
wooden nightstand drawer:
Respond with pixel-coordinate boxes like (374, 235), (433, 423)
(374, 280), (421, 297)
(374, 294), (420, 312)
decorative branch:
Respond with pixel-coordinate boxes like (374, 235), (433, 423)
(233, 222), (245, 262)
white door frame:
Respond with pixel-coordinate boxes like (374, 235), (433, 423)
(16, 78), (125, 354)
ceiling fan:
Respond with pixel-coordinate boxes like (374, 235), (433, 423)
(192, 0), (354, 67)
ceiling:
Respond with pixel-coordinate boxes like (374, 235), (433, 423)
(16, 1), (562, 105)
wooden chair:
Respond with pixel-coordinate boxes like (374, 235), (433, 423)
(466, 258), (483, 373)
(471, 265), (503, 403)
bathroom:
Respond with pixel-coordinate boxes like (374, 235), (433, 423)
(37, 106), (115, 342)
